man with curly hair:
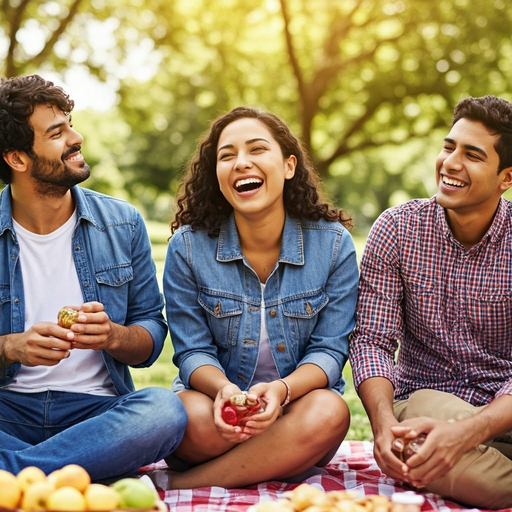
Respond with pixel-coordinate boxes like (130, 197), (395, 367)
(0, 74), (187, 481)
(351, 95), (512, 509)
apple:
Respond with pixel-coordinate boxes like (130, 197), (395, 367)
(46, 486), (87, 511)
(47, 469), (61, 487)
(0, 469), (21, 507)
(53, 464), (91, 493)
(111, 477), (156, 509)
(20, 480), (55, 511)
(17, 465), (47, 492)
(84, 483), (120, 510)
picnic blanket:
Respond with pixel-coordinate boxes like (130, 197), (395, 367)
(140, 440), (510, 512)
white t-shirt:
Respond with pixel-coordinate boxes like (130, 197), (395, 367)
(251, 283), (279, 385)
(7, 211), (115, 396)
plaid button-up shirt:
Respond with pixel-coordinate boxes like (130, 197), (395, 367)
(350, 196), (512, 405)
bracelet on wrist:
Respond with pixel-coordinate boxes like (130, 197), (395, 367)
(278, 378), (291, 407)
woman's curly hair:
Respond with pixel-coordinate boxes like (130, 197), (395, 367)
(171, 106), (352, 235)
(0, 75), (74, 184)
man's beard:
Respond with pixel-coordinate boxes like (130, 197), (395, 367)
(31, 147), (91, 198)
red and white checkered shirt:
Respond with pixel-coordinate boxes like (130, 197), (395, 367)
(350, 196), (512, 405)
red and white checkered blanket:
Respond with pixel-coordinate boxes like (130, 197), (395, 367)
(141, 440), (508, 512)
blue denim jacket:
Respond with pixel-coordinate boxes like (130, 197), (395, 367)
(0, 185), (167, 395)
(164, 214), (359, 394)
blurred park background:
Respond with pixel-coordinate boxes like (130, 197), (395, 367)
(2, 0), (512, 440)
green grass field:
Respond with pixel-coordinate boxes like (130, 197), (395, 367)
(131, 223), (373, 441)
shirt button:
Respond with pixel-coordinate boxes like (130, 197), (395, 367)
(269, 310), (277, 318)
(277, 344), (285, 352)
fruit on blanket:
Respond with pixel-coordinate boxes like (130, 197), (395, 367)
(17, 466), (47, 492)
(84, 483), (120, 510)
(53, 464), (91, 492)
(288, 483), (330, 509)
(248, 484), (393, 512)
(0, 468), (22, 507)
(58, 307), (80, 328)
(221, 392), (265, 426)
(111, 477), (156, 509)
(21, 480), (55, 511)
(391, 434), (426, 462)
(46, 486), (87, 511)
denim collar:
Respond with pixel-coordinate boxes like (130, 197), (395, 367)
(72, 186), (97, 227)
(217, 213), (304, 266)
(0, 186), (14, 238)
(0, 185), (97, 240)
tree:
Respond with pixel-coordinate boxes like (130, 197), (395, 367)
(279, 0), (512, 175)
(2, 0), (512, 224)
(111, 0), (512, 221)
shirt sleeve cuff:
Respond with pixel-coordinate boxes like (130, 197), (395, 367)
(298, 352), (341, 389)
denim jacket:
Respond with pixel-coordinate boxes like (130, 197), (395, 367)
(164, 214), (359, 394)
(0, 185), (167, 395)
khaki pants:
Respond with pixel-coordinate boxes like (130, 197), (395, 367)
(393, 389), (512, 510)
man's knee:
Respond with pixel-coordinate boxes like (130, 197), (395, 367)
(427, 445), (512, 510)
(129, 387), (188, 430)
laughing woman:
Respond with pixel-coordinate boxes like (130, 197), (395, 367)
(163, 106), (359, 489)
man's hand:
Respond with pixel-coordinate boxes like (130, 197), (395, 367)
(357, 377), (411, 481)
(391, 417), (474, 488)
(373, 419), (414, 482)
(65, 301), (116, 352)
(1, 323), (72, 367)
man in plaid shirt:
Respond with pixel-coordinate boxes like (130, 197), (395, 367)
(350, 95), (512, 509)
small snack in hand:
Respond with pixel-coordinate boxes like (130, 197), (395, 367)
(391, 434), (426, 462)
(221, 392), (265, 426)
(57, 307), (80, 328)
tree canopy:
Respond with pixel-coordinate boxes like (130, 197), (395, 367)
(1, 0), (511, 228)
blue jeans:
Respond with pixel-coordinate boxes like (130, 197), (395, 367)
(0, 387), (187, 481)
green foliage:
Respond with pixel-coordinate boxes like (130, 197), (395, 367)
(2, 0), (512, 225)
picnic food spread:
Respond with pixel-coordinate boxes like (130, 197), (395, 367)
(221, 392), (265, 426)
(0, 463), (166, 511)
(247, 483), (395, 512)
(57, 308), (80, 328)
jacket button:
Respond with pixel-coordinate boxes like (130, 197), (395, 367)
(277, 344), (285, 352)
(269, 310), (277, 318)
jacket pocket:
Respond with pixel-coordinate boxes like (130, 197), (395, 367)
(94, 265), (133, 323)
(198, 290), (243, 348)
(469, 288), (512, 358)
(95, 265), (133, 286)
(281, 289), (328, 348)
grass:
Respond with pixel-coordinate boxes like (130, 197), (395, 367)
(131, 224), (373, 441)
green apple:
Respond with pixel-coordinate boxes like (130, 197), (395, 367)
(111, 478), (156, 509)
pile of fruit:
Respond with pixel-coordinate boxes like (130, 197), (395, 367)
(0, 464), (166, 511)
(247, 483), (392, 512)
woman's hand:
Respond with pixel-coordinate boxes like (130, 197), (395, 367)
(213, 383), (255, 443)
(237, 381), (285, 434)
(213, 380), (285, 443)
